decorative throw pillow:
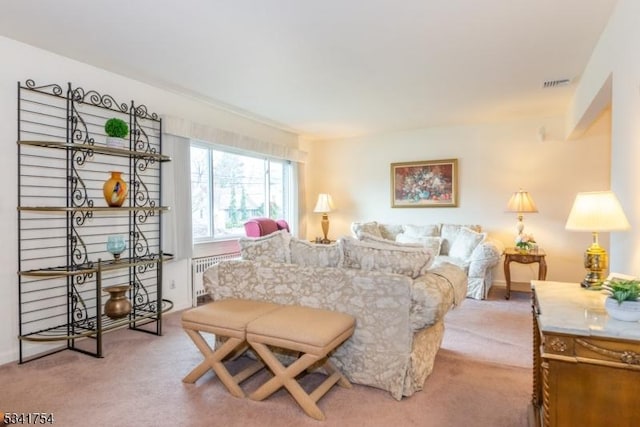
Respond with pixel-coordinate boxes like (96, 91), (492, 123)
(290, 237), (343, 268)
(340, 236), (434, 278)
(395, 233), (443, 256)
(239, 230), (291, 263)
(361, 232), (420, 247)
(377, 223), (405, 241)
(351, 221), (383, 239)
(403, 224), (440, 237)
(448, 227), (487, 260)
(439, 223), (482, 255)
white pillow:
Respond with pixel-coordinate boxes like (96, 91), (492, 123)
(290, 238), (343, 268)
(239, 230), (291, 263)
(395, 233), (442, 255)
(439, 223), (481, 255)
(377, 223), (405, 241)
(361, 232), (418, 247)
(340, 236), (434, 278)
(448, 227), (486, 260)
(351, 221), (383, 239)
(403, 224), (440, 237)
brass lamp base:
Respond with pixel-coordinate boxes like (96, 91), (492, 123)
(320, 213), (330, 244)
(581, 242), (608, 288)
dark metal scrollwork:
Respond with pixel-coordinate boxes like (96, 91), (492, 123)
(72, 87), (129, 113)
(69, 108), (96, 153)
(139, 209), (156, 223)
(73, 271), (94, 287)
(134, 103), (159, 120)
(70, 289), (93, 330)
(132, 263), (157, 311)
(69, 175), (94, 211)
(132, 227), (151, 258)
(131, 114), (159, 164)
(69, 232), (88, 267)
(24, 79), (63, 96)
(132, 178), (155, 209)
(73, 209), (94, 226)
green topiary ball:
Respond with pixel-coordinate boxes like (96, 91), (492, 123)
(105, 118), (129, 138)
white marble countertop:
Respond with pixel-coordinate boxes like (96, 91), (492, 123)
(532, 280), (640, 341)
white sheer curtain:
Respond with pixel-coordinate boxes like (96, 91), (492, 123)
(162, 133), (193, 260)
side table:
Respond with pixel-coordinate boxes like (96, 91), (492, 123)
(503, 248), (547, 300)
(310, 239), (336, 245)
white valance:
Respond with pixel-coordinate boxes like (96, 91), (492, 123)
(162, 115), (307, 163)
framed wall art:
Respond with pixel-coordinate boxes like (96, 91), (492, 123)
(391, 158), (458, 207)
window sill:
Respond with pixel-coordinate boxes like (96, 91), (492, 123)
(193, 239), (241, 258)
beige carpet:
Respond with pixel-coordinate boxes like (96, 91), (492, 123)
(0, 288), (531, 427)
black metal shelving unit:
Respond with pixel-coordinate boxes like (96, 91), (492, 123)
(17, 79), (172, 363)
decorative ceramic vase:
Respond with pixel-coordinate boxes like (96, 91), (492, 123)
(106, 235), (126, 260)
(605, 297), (640, 322)
(102, 171), (128, 207)
(103, 285), (132, 319)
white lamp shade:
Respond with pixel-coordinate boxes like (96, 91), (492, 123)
(506, 189), (538, 213)
(313, 193), (335, 213)
(565, 191), (630, 231)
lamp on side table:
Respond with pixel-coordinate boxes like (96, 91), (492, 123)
(506, 188), (538, 238)
(565, 191), (630, 288)
(313, 193), (335, 244)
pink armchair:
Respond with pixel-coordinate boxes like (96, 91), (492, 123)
(244, 218), (289, 237)
(275, 219), (290, 232)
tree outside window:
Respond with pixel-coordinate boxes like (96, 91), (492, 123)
(190, 144), (292, 241)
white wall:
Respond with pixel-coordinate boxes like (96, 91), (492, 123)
(0, 36), (299, 364)
(303, 112), (611, 287)
(567, 0), (640, 277)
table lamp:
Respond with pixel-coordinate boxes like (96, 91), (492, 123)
(565, 191), (630, 288)
(506, 189), (538, 236)
(313, 193), (335, 243)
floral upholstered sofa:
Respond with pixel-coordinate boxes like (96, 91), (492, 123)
(351, 221), (504, 300)
(203, 230), (467, 399)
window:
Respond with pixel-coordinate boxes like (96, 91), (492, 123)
(190, 142), (295, 241)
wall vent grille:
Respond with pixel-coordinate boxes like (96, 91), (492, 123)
(542, 79), (572, 88)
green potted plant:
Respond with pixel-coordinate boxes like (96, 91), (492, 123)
(594, 278), (640, 321)
(105, 117), (129, 148)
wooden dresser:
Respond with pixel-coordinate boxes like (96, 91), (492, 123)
(530, 281), (640, 427)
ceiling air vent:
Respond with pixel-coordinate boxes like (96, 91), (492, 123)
(542, 79), (572, 88)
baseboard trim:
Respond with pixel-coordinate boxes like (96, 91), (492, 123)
(492, 280), (532, 293)
(0, 349), (18, 366)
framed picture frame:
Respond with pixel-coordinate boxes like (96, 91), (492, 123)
(390, 158), (458, 208)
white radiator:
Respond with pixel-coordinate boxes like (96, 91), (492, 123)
(191, 252), (241, 306)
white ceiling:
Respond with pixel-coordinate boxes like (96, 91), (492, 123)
(0, 0), (617, 140)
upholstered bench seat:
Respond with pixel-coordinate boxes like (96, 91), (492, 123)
(182, 300), (355, 420)
(246, 305), (356, 421)
(181, 299), (282, 397)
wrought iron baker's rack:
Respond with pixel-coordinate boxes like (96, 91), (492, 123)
(17, 79), (172, 363)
